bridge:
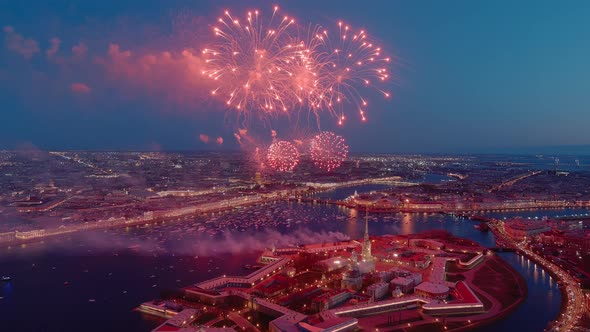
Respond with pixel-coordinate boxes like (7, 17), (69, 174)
(288, 197), (351, 207)
(488, 170), (543, 192)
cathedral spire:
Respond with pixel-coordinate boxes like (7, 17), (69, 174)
(362, 207), (372, 262)
(364, 207), (369, 241)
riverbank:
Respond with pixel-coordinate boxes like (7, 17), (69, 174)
(292, 196), (590, 214)
(455, 255), (528, 331)
(1, 200), (567, 332)
(0, 178), (410, 248)
(397, 246), (528, 332)
(488, 220), (587, 331)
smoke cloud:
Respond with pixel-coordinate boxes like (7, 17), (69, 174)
(58, 227), (352, 257)
(70, 82), (91, 94)
(199, 134), (210, 144)
(95, 43), (212, 103)
(46, 37), (61, 58)
(72, 42), (88, 59)
(3, 26), (40, 59)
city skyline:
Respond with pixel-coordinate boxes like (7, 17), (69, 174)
(2, 2), (590, 331)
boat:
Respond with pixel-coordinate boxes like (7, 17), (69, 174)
(1, 276), (11, 282)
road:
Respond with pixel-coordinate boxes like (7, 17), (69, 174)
(489, 221), (587, 331)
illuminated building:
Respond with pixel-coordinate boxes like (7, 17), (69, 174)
(341, 251), (363, 291)
(366, 282), (389, 300)
(360, 211), (376, 273)
(390, 277), (414, 294)
(315, 256), (348, 272)
(414, 282), (449, 300)
(504, 219), (551, 240)
(311, 290), (353, 312)
(254, 171), (263, 185)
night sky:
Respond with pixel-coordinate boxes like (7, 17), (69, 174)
(1, 0), (590, 153)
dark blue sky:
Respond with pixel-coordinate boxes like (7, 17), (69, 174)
(1, 0), (590, 153)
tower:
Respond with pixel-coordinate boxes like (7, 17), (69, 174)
(361, 208), (373, 262)
(358, 208), (376, 273)
(342, 250), (362, 290)
(254, 171), (263, 185)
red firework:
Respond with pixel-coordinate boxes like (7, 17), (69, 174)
(202, 6), (303, 120)
(310, 132), (349, 171)
(307, 22), (392, 125)
(267, 141), (300, 171)
(202, 6), (392, 127)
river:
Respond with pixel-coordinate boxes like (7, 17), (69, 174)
(1, 184), (579, 331)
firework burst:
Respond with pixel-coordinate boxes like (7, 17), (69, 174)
(202, 7), (306, 123)
(307, 22), (392, 125)
(310, 131), (349, 171)
(267, 140), (300, 171)
(202, 6), (392, 128)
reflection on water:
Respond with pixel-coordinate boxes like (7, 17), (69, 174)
(486, 208), (590, 220)
(0, 184), (573, 332)
(478, 252), (562, 332)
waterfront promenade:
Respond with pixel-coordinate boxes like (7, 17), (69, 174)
(488, 220), (588, 331)
(0, 177), (410, 246)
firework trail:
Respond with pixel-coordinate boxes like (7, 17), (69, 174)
(233, 133), (243, 145)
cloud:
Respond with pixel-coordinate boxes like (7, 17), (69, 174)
(46, 37), (61, 58)
(216, 137), (224, 145)
(3, 26), (40, 59)
(199, 134), (210, 144)
(72, 41), (88, 58)
(70, 82), (91, 94)
(96, 43), (212, 103)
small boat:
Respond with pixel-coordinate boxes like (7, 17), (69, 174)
(1, 276), (11, 282)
